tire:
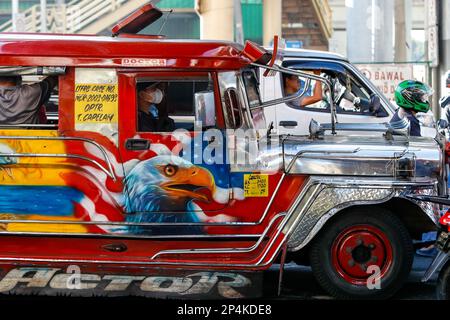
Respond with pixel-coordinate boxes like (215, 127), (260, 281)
(437, 261), (450, 300)
(309, 207), (414, 299)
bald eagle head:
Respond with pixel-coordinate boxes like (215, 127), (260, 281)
(124, 155), (215, 215)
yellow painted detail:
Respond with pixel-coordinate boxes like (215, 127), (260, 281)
(5, 215), (88, 233)
(0, 130), (71, 186)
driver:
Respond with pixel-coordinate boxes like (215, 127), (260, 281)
(284, 70), (323, 108)
(389, 80), (433, 137)
(138, 82), (174, 132)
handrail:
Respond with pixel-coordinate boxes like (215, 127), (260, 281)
(0, 135), (116, 181)
(284, 148), (361, 173)
(151, 213), (287, 260)
(0, 152), (115, 180)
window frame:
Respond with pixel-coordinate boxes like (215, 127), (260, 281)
(0, 74), (60, 130)
(280, 59), (390, 117)
(133, 72), (219, 133)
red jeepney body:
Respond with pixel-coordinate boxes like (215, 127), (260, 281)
(0, 7), (307, 297)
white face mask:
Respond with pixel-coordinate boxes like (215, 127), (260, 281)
(140, 87), (164, 104)
(150, 88), (163, 104)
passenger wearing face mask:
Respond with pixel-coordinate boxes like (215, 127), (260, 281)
(137, 83), (174, 132)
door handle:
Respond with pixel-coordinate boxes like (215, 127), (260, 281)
(279, 121), (298, 127)
(125, 138), (150, 151)
(102, 243), (128, 252)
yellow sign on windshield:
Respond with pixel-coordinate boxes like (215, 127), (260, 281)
(75, 83), (118, 124)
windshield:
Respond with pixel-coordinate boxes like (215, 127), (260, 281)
(241, 69), (267, 130)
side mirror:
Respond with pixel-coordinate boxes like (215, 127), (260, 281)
(194, 91), (216, 127)
(369, 94), (381, 112)
(309, 119), (324, 138)
(437, 119), (449, 130)
(440, 96), (450, 109)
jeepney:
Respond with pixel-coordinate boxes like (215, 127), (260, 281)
(0, 3), (444, 299)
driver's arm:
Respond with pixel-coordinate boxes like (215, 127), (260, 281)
(300, 70), (323, 106)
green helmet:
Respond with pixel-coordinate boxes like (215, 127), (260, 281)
(394, 80), (433, 113)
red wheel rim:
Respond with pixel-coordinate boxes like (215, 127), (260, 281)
(331, 225), (394, 285)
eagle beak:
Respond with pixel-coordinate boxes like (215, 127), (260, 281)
(162, 166), (215, 202)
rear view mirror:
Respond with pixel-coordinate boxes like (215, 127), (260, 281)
(195, 91), (216, 127)
(369, 94), (381, 112)
(437, 119), (448, 130)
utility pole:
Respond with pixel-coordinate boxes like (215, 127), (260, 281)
(196, 0), (234, 41)
(439, 0), (450, 97)
(394, 0), (412, 62)
(347, 0), (394, 63)
(40, 0), (47, 33)
(426, 0), (440, 117)
(12, 0), (19, 32)
(234, 0), (244, 44)
(263, 0), (282, 46)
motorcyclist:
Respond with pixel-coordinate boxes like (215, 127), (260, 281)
(390, 80), (433, 137)
(391, 80), (439, 257)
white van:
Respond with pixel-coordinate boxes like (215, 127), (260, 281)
(260, 48), (436, 137)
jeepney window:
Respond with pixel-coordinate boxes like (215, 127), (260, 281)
(242, 70), (262, 108)
(24, 75), (59, 126)
(0, 74), (59, 128)
(281, 67), (388, 117)
(218, 71), (246, 129)
(136, 77), (211, 132)
(242, 70), (267, 130)
(282, 71), (325, 111)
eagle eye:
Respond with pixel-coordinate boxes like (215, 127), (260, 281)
(163, 164), (178, 177)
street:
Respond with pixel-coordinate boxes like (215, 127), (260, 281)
(0, 254), (437, 302)
(264, 255), (437, 300)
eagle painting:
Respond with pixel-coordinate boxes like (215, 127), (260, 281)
(124, 155), (216, 235)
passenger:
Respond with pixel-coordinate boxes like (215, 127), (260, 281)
(137, 82), (174, 132)
(284, 70), (323, 108)
(0, 75), (57, 124)
(390, 80), (433, 137)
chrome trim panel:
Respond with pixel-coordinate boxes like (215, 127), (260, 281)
(286, 186), (394, 251)
(151, 212), (286, 259)
(149, 178), (317, 265)
(281, 135), (442, 178)
(284, 176), (440, 252)
(398, 186), (440, 224)
(0, 231), (261, 240)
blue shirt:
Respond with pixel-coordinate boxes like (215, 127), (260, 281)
(390, 108), (421, 137)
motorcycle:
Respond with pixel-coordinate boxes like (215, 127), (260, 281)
(405, 96), (450, 300)
(406, 195), (450, 300)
